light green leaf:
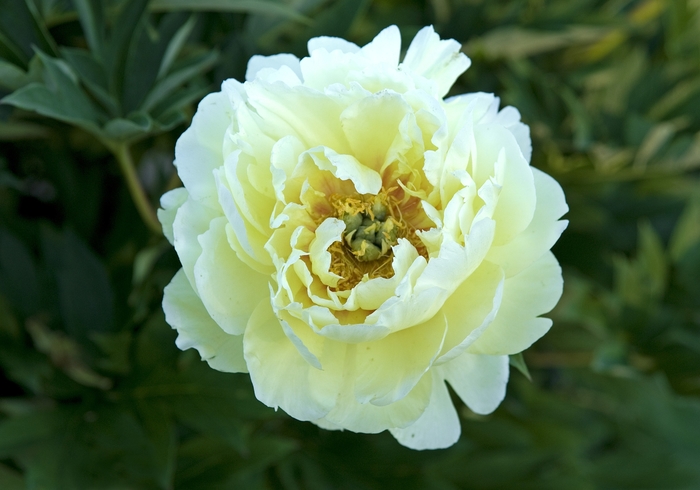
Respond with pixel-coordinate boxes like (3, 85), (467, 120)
(509, 353), (532, 381)
(669, 195), (700, 263)
(157, 14), (197, 80)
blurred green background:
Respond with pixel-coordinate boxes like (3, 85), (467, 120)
(1, 0), (700, 488)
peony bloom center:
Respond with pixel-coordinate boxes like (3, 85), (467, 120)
(324, 190), (428, 290)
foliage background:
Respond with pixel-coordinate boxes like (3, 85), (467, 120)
(1, 0), (700, 488)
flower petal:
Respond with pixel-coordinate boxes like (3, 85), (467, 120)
(163, 269), (246, 373)
(401, 25), (471, 98)
(340, 90), (413, 172)
(244, 300), (343, 421)
(308, 36), (360, 55)
(442, 353), (509, 414)
(473, 124), (536, 245)
(354, 312), (447, 406)
(360, 25), (401, 66)
(469, 251), (563, 355)
(194, 217), (269, 335)
(158, 188), (188, 245)
(486, 167), (568, 277)
(389, 371), (460, 450)
(174, 91), (230, 207)
(436, 260), (504, 364)
(304, 146), (382, 195)
(246, 53), (302, 82)
(318, 360), (433, 433)
(172, 197), (219, 292)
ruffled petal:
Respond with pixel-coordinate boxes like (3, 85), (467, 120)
(442, 353), (509, 414)
(172, 197), (220, 292)
(158, 188), (188, 245)
(340, 90), (414, 172)
(401, 26), (471, 98)
(389, 371), (460, 450)
(469, 251), (563, 355)
(360, 25), (401, 66)
(315, 349), (433, 434)
(486, 168), (568, 277)
(194, 217), (270, 335)
(245, 53), (302, 82)
(436, 260), (504, 364)
(354, 312), (447, 406)
(163, 269), (247, 373)
(244, 300), (343, 421)
(174, 91), (230, 207)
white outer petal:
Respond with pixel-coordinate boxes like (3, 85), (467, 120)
(441, 353), (509, 415)
(390, 371), (460, 450)
(163, 269), (247, 373)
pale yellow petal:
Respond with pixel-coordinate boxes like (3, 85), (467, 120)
(163, 269), (246, 373)
(469, 251), (563, 355)
(194, 217), (269, 335)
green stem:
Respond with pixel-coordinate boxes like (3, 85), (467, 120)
(111, 143), (162, 235)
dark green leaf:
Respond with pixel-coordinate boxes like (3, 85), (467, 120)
(41, 227), (114, 339)
(0, 227), (40, 316)
(150, 0), (310, 24)
(1, 50), (104, 134)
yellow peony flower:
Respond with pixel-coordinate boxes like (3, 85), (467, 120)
(159, 26), (568, 450)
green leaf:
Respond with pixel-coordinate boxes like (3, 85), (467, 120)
(0, 463), (24, 490)
(121, 11), (191, 114)
(133, 401), (177, 490)
(1, 50), (104, 134)
(0, 57), (40, 91)
(0, 227), (40, 317)
(71, 0), (105, 61)
(102, 112), (153, 141)
(509, 353), (532, 381)
(150, 0), (310, 24)
(637, 221), (667, 298)
(157, 13), (197, 80)
(0, 0), (57, 66)
(0, 410), (60, 459)
(0, 120), (50, 140)
(41, 227), (114, 339)
(140, 50), (218, 113)
(669, 195), (700, 263)
(60, 47), (118, 116)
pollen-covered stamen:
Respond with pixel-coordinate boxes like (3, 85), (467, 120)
(322, 193), (425, 291)
(340, 197), (400, 262)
